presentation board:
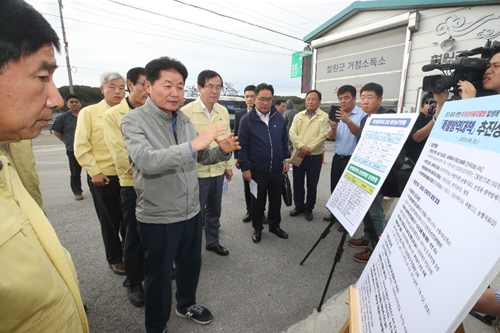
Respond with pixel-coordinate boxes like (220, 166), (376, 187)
(356, 95), (500, 333)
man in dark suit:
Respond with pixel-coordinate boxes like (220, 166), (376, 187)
(238, 83), (291, 243)
(234, 85), (266, 224)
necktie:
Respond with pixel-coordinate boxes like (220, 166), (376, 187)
(172, 112), (178, 144)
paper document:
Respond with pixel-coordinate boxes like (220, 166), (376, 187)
(222, 177), (229, 194)
(250, 180), (258, 199)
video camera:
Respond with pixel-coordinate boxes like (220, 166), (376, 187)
(422, 40), (500, 94)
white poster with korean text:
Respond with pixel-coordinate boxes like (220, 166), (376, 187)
(356, 95), (500, 333)
(326, 113), (418, 236)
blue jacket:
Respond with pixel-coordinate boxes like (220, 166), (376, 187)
(238, 106), (291, 173)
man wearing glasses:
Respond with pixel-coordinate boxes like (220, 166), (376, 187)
(237, 83), (291, 243)
(104, 67), (148, 307)
(182, 70), (233, 256)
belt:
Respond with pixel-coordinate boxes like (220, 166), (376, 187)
(335, 154), (351, 159)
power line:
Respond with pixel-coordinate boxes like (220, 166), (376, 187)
(41, 12), (290, 57)
(217, 0), (309, 34)
(172, 0), (302, 41)
(261, 0), (321, 25)
(63, 0), (289, 56)
(64, 25), (290, 67)
(104, 0), (296, 52)
(39, 15), (290, 70)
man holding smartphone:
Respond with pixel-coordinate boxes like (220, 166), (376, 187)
(323, 85), (366, 227)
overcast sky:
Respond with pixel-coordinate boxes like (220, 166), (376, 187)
(27, 0), (355, 96)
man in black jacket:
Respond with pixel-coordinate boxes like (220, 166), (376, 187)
(234, 85), (268, 224)
(238, 83), (291, 243)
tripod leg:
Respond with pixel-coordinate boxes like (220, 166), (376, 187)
(300, 220), (335, 265)
(317, 229), (348, 312)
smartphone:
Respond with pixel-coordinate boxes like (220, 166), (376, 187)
(329, 105), (341, 122)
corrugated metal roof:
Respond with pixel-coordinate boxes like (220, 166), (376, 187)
(304, 0), (496, 43)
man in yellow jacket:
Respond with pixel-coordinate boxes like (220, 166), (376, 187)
(181, 70), (233, 256)
(289, 90), (330, 222)
(104, 67), (148, 307)
(74, 71), (126, 275)
(0, 140), (44, 210)
(0, 1), (88, 331)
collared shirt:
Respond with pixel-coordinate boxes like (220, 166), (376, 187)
(200, 99), (215, 119)
(289, 108), (330, 155)
(255, 108), (270, 126)
(306, 109), (318, 119)
(181, 98), (233, 178)
(51, 111), (78, 152)
(335, 105), (366, 156)
(74, 99), (117, 177)
(103, 98), (134, 186)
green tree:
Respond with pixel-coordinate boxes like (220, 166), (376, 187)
(221, 82), (239, 96)
(185, 85), (200, 97)
(56, 85), (103, 113)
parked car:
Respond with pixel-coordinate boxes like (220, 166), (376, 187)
(184, 96), (246, 130)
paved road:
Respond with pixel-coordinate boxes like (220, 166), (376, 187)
(33, 131), (500, 333)
(33, 131), (368, 333)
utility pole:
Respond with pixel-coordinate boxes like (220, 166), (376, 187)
(58, 0), (74, 93)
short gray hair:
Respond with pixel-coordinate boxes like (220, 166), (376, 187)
(100, 71), (125, 86)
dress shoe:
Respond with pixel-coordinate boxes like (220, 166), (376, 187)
(262, 215), (268, 225)
(305, 210), (313, 221)
(206, 244), (229, 256)
(354, 247), (373, 263)
(242, 211), (251, 223)
(269, 227), (288, 239)
(289, 207), (305, 217)
(109, 262), (126, 275)
(323, 213), (334, 222)
(347, 237), (369, 248)
(127, 284), (145, 307)
(252, 229), (261, 243)
(74, 193), (83, 201)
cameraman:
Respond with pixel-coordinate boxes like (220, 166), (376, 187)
(433, 50), (500, 321)
(433, 50), (500, 111)
(404, 93), (438, 163)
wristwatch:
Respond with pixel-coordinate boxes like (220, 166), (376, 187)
(432, 114), (437, 122)
(284, 158), (291, 162)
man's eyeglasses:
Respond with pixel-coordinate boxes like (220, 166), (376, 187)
(137, 81), (146, 87)
(204, 84), (222, 91)
(256, 97), (273, 103)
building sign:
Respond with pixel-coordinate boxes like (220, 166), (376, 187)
(326, 56), (387, 74)
(291, 50), (312, 78)
(315, 26), (406, 104)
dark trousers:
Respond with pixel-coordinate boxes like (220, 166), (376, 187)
(199, 175), (223, 248)
(292, 154), (322, 211)
(330, 154), (351, 193)
(121, 186), (144, 287)
(243, 177), (251, 213)
(243, 177), (267, 215)
(251, 170), (282, 231)
(67, 150), (82, 195)
(138, 215), (202, 333)
(87, 174), (124, 264)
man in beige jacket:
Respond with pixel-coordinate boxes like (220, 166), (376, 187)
(0, 1), (88, 331)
